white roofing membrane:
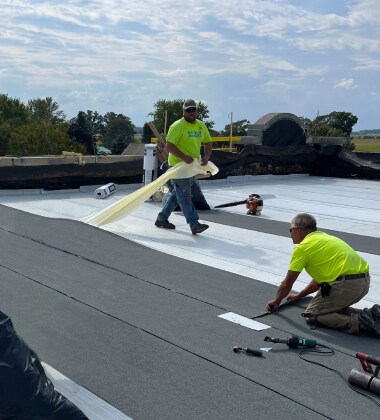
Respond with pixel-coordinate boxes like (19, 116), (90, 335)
(1, 174), (379, 311)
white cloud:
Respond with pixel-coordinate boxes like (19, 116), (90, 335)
(334, 78), (358, 89)
(0, 1), (379, 129)
(353, 57), (380, 71)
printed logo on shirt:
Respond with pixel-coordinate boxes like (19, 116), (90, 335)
(187, 130), (202, 138)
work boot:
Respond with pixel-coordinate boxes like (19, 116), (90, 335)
(304, 315), (320, 330)
(155, 220), (176, 229)
(191, 223), (209, 235)
(371, 304), (380, 322)
(358, 310), (380, 337)
(371, 305), (380, 337)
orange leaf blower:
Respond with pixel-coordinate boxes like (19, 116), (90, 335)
(215, 193), (263, 216)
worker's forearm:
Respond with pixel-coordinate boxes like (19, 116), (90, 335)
(296, 279), (320, 299)
(267, 271), (299, 311)
(274, 281), (293, 303)
(203, 143), (213, 160)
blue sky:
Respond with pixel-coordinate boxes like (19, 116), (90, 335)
(1, 0), (379, 131)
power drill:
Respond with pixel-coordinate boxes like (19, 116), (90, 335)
(264, 335), (317, 349)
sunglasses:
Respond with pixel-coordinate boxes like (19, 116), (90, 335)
(289, 227), (304, 233)
(185, 107), (197, 113)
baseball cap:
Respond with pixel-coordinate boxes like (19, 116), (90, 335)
(183, 99), (197, 110)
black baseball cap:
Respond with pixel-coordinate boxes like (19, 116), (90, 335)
(183, 99), (197, 110)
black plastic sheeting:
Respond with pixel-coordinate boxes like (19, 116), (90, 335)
(262, 119), (306, 147)
(210, 144), (319, 178)
(0, 159), (144, 190)
(0, 311), (88, 420)
(1, 144), (379, 191)
(310, 146), (380, 180)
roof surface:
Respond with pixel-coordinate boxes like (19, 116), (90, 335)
(0, 173), (379, 419)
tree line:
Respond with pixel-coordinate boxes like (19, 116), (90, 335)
(145, 100), (358, 143)
(0, 94), (359, 156)
(0, 94), (135, 156)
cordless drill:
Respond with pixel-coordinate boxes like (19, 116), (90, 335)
(264, 335), (317, 349)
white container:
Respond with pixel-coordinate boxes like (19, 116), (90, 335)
(143, 144), (158, 185)
(94, 183), (117, 199)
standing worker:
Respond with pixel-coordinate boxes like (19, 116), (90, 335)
(155, 99), (213, 235)
(266, 213), (380, 336)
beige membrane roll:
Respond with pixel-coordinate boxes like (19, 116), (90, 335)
(81, 160), (219, 227)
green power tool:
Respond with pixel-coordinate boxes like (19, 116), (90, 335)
(264, 335), (317, 349)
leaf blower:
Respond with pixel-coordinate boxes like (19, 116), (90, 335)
(214, 193), (263, 216)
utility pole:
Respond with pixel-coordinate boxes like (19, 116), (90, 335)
(163, 110), (168, 136)
(229, 112), (233, 151)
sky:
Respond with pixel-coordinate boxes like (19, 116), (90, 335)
(1, 0), (379, 131)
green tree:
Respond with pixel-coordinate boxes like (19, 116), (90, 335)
(112, 135), (128, 155)
(68, 111), (96, 154)
(0, 94), (29, 155)
(303, 112), (358, 137)
(149, 99), (215, 134)
(221, 119), (250, 136)
(327, 111), (358, 135)
(208, 128), (220, 137)
(27, 97), (66, 125)
(27, 97), (68, 154)
(298, 116), (312, 130)
(8, 122), (85, 156)
(82, 110), (106, 136)
(102, 112), (135, 154)
(142, 122), (154, 144)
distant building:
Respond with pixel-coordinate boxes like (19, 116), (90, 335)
(122, 143), (145, 156)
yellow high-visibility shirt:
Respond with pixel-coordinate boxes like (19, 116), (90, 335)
(289, 231), (369, 283)
(166, 118), (212, 167)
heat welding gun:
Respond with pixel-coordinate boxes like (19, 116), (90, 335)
(264, 335), (317, 349)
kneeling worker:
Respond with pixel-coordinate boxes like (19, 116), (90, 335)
(266, 213), (380, 336)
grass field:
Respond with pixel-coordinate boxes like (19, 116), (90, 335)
(352, 138), (380, 152)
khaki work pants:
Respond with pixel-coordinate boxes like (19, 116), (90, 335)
(305, 275), (370, 335)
